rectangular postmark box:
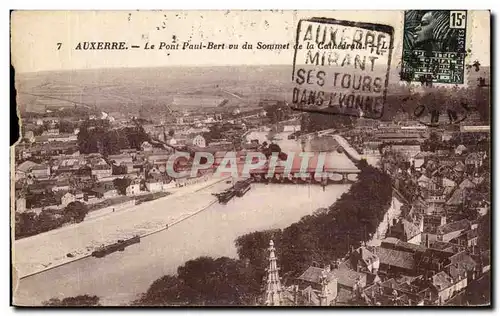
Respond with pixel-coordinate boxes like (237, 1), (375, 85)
(291, 18), (394, 120)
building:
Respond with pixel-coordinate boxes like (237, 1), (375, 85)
(30, 164), (51, 179)
(126, 181), (141, 196)
(295, 265), (339, 306)
(108, 154), (134, 165)
(387, 218), (423, 245)
(465, 153), (484, 169)
(430, 270), (467, 305)
(373, 247), (417, 276)
(436, 219), (471, 243)
(61, 192), (76, 207)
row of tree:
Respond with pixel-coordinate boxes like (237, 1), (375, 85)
(15, 201), (89, 239)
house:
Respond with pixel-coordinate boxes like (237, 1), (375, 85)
(347, 247), (380, 274)
(387, 218), (423, 245)
(16, 196), (27, 213)
(417, 175), (431, 189)
(91, 163), (112, 179)
(465, 152), (483, 169)
(448, 251), (479, 281)
(380, 238), (427, 254)
(23, 130), (36, 143)
(15, 160), (40, 179)
(30, 163), (51, 179)
(430, 270), (467, 305)
(52, 179), (71, 192)
(423, 214), (447, 231)
(373, 247), (417, 276)
(454, 145), (467, 155)
(108, 154), (133, 165)
(411, 152), (427, 170)
(61, 192), (76, 207)
(442, 177), (456, 188)
(454, 161), (466, 173)
(450, 230), (478, 248)
(141, 141), (154, 152)
(191, 135), (206, 148)
(428, 241), (466, 254)
(446, 187), (469, 206)
(296, 266), (338, 305)
(126, 181), (141, 196)
(362, 278), (427, 306)
(89, 157), (112, 179)
(436, 219), (471, 242)
(88, 181), (118, 199)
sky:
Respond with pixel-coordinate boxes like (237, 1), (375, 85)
(11, 10), (490, 73)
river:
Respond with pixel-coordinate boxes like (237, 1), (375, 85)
(14, 183), (351, 306)
(15, 131), (360, 306)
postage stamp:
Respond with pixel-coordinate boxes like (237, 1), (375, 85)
(291, 18), (394, 120)
(401, 10), (468, 85)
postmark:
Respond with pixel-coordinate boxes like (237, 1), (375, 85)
(401, 10), (468, 85)
(290, 18), (394, 120)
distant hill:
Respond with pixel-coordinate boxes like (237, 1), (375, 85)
(15, 64), (490, 120)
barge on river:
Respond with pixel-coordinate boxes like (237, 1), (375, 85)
(92, 235), (141, 258)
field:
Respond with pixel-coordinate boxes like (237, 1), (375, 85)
(14, 64), (490, 121)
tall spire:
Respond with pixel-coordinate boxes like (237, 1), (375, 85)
(264, 240), (283, 306)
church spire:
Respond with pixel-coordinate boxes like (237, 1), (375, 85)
(264, 240), (283, 306)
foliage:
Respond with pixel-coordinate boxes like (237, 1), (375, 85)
(265, 101), (290, 124)
(300, 112), (354, 133)
(136, 257), (261, 306)
(43, 295), (100, 306)
(113, 178), (132, 195)
(64, 201), (89, 223)
(77, 120), (149, 155)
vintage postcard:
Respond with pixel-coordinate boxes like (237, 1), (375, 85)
(10, 10), (491, 307)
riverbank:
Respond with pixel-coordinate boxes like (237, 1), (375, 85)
(14, 175), (230, 279)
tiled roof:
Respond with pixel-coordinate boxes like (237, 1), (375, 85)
(449, 252), (477, 271)
(297, 266), (335, 284)
(331, 267), (367, 288)
(432, 271), (454, 291)
(374, 247), (416, 270)
(16, 160), (40, 173)
(459, 178), (475, 189)
(437, 219), (470, 235)
(403, 219), (422, 240)
(447, 263), (467, 282)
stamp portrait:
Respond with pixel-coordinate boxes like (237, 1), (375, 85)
(402, 10), (468, 84)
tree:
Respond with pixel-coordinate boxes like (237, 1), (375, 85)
(137, 257), (261, 306)
(43, 295), (101, 306)
(113, 177), (132, 195)
(64, 201), (89, 223)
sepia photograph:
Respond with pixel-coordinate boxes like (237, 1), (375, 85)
(10, 10), (491, 307)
